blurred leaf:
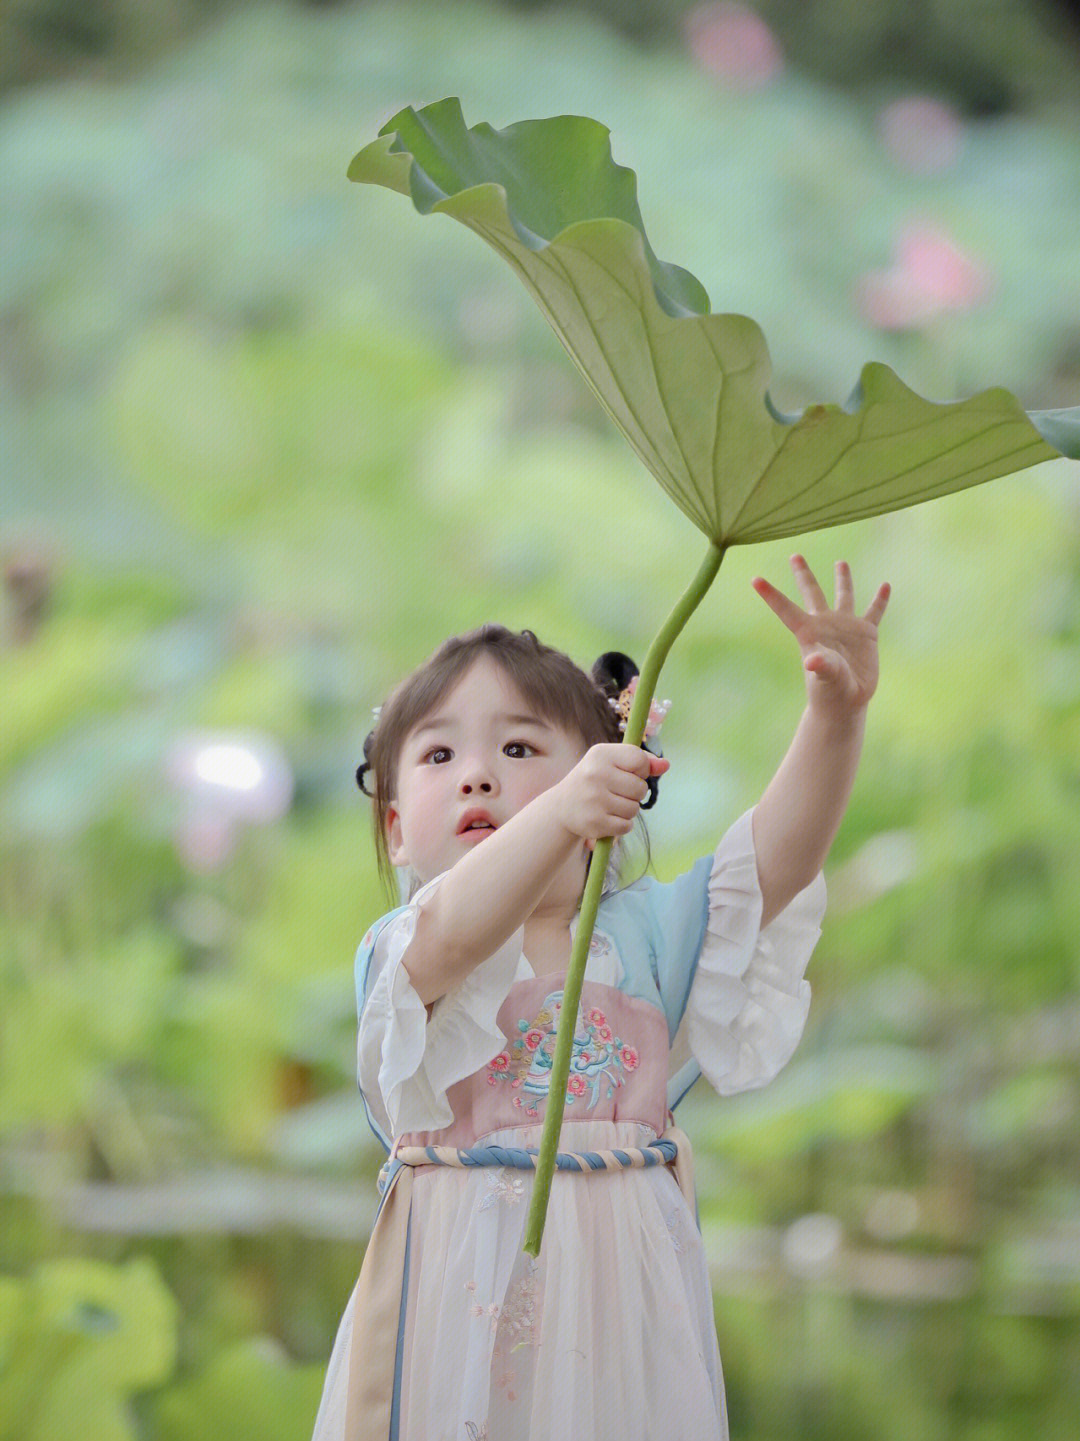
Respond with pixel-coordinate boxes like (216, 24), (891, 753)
(152, 1337), (324, 1441)
(700, 1045), (937, 1161)
(0, 1257), (177, 1441)
(1, 926), (179, 1132)
(0, 615), (141, 774)
(110, 321), (456, 533)
(965, 1070), (1076, 1151)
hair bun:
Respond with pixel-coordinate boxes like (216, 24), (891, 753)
(590, 650), (661, 811)
(591, 650), (639, 697)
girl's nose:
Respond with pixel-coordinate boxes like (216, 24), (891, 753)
(458, 757), (497, 796)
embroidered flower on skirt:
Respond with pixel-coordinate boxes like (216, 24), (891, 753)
(478, 1168), (525, 1210)
(497, 1259), (541, 1351)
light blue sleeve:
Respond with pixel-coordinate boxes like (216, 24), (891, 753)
(354, 906), (407, 1023)
(352, 906), (407, 1154)
(600, 855), (715, 1043)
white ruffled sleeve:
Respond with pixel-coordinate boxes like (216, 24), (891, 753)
(686, 806), (826, 1095)
(355, 872), (525, 1140)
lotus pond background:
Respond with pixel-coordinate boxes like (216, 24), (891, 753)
(3, 1), (1080, 1437)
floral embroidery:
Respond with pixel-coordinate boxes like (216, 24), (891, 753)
(586, 930), (613, 960)
(467, 1297), (502, 1334)
(665, 1207), (685, 1255)
(498, 1257), (541, 1351)
(488, 1257), (542, 1406)
(485, 987), (640, 1120)
(478, 1168), (525, 1210)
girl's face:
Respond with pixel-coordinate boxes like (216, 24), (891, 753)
(386, 655), (587, 887)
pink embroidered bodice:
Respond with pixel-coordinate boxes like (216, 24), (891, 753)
(396, 977), (670, 1150)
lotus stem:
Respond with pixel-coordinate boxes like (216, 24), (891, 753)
(523, 538), (726, 1256)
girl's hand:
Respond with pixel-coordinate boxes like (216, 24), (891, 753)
(552, 743), (669, 844)
(752, 556), (890, 716)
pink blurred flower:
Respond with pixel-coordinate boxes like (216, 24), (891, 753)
(166, 730), (294, 823)
(856, 223), (994, 331)
(685, 3), (784, 91)
(174, 810), (238, 873)
(878, 96), (964, 175)
(165, 729), (295, 872)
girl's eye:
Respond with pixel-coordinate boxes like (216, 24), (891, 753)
(424, 747), (452, 764)
(504, 741), (535, 759)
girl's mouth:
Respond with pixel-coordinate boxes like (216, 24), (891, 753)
(457, 809), (498, 836)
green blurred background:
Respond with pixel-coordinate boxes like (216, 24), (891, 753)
(2, 0), (1080, 1436)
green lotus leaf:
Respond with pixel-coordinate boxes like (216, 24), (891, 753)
(152, 1338), (325, 1441)
(349, 98), (1080, 545)
(0, 1258), (177, 1441)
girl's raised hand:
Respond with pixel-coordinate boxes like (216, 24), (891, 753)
(553, 743), (669, 845)
(752, 556), (890, 716)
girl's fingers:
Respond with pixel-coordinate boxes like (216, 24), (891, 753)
(790, 554), (828, 612)
(612, 749), (668, 780)
(611, 770), (657, 805)
(835, 560), (854, 613)
(751, 575), (805, 632)
(863, 582), (891, 626)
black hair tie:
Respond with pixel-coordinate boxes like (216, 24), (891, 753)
(591, 650), (662, 811)
(355, 729), (376, 798)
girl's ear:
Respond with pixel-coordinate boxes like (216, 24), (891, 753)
(386, 804), (407, 867)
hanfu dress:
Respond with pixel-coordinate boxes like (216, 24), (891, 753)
(311, 808), (826, 1441)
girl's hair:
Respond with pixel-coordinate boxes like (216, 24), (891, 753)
(360, 624), (650, 901)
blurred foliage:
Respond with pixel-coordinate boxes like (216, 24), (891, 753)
(1, 0), (1079, 1436)
(4, 0), (1080, 118)
(150, 1336), (325, 1441)
(0, 1257), (177, 1441)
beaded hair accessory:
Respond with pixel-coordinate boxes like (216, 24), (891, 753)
(591, 652), (668, 811)
(606, 674), (671, 740)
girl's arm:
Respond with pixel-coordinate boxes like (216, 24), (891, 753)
(402, 744), (667, 1008)
(749, 556), (890, 928)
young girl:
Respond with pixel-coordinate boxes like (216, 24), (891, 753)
(312, 556), (890, 1441)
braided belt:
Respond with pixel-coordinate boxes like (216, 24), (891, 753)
(377, 1135), (679, 1196)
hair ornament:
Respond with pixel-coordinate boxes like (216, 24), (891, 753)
(591, 651), (667, 811)
(607, 674), (671, 739)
